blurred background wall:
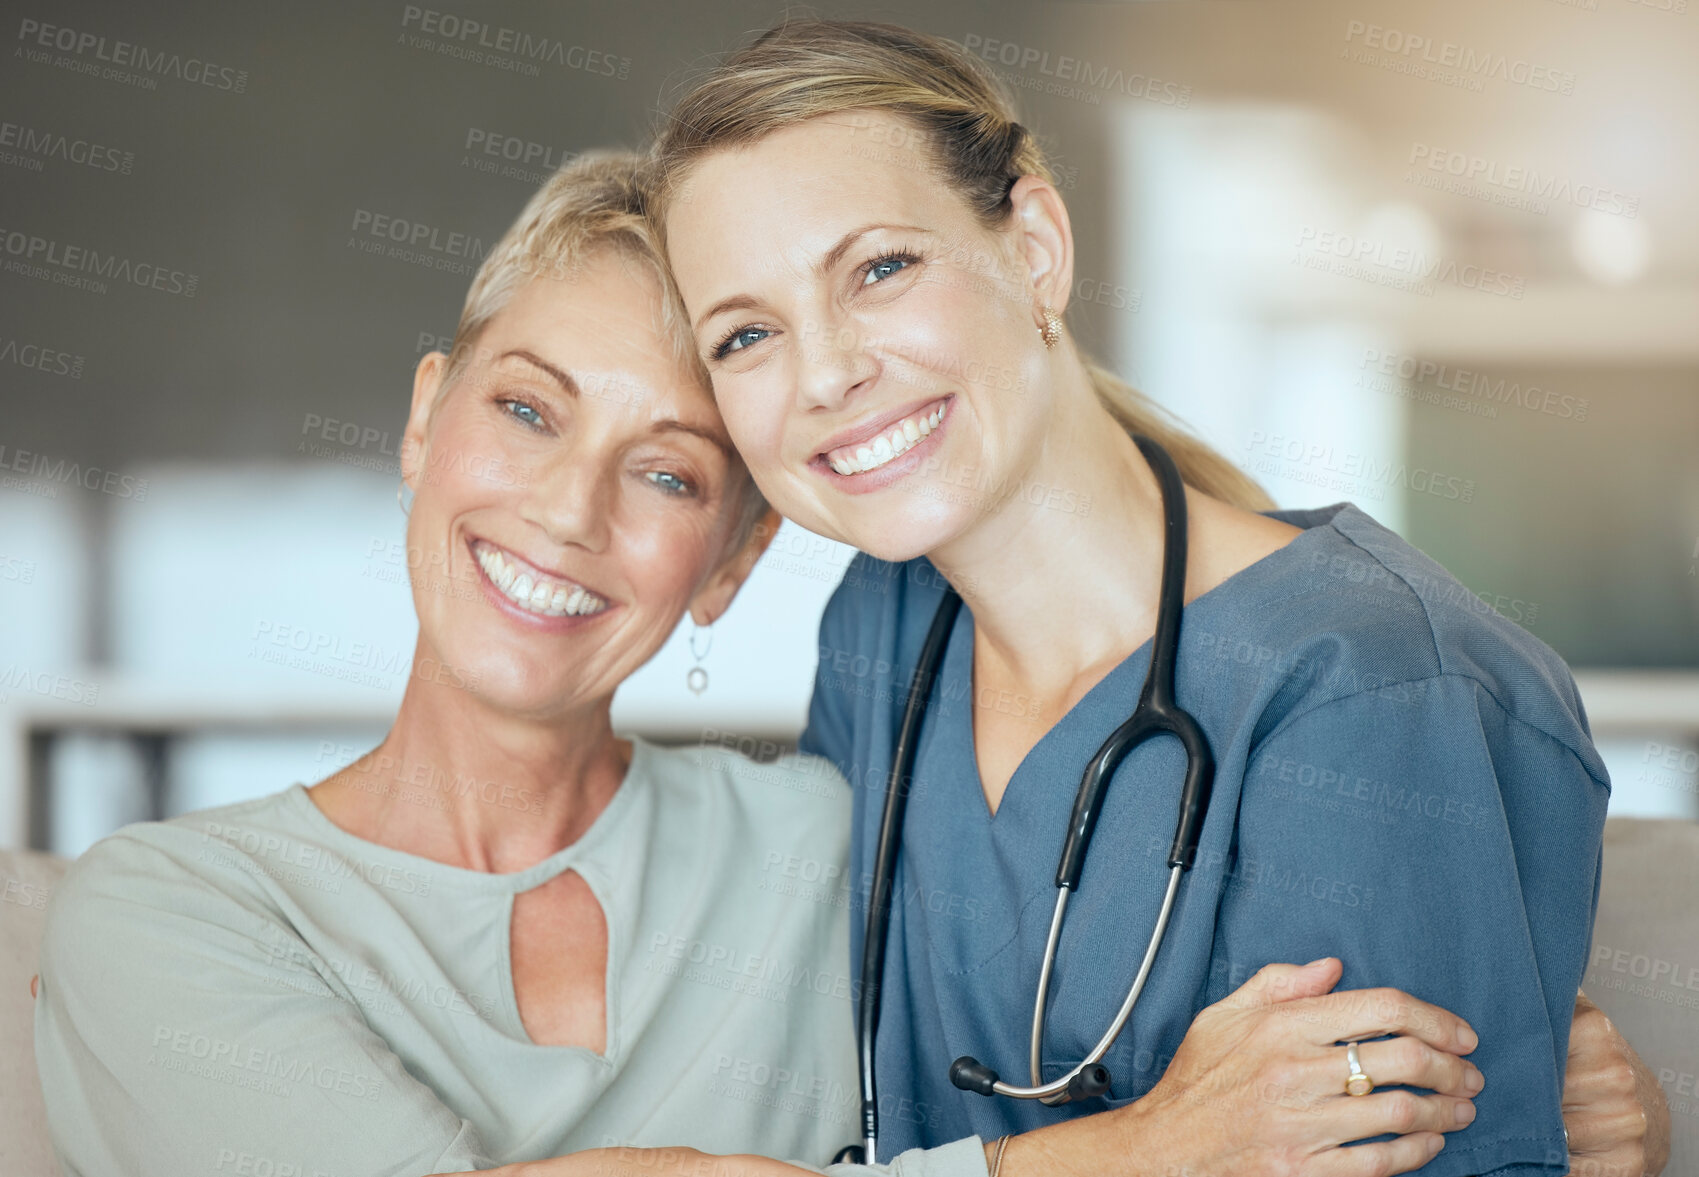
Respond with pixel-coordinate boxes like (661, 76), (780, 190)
(1, 0), (1696, 858)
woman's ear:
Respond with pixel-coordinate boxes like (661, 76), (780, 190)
(1007, 174), (1075, 323)
(402, 350), (448, 490)
(689, 505), (782, 627)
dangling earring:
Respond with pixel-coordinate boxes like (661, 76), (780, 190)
(687, 622), (713, 695)
(1038, 305), (1062, 349)
(397, 482), (414, 517)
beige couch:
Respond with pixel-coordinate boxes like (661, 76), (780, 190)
(4, 820), (1696, 1176)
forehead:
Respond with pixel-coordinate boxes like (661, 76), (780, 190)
(666, 112), (962, 281)
(481, 249), (717, 420)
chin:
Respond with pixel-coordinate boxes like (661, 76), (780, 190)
(832, 497), (973, 568)
(417, 635), (581, 717)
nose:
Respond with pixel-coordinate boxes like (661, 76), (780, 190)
(517, 441), (615, 554)
(795, 313), (880, 412)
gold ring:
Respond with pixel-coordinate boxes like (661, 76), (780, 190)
(1344, 1041), (1374, 1097)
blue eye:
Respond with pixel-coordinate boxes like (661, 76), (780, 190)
(646, 470), (693, 496)
(863, 254), (915, 285)
(502, 399), (544, 429)
(715, 327), (771, 359)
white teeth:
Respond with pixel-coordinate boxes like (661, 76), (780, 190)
(828, 401), (949, 475)
(472, 543), (608, 618)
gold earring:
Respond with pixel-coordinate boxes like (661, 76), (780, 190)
(1039, 305), (1062, 349)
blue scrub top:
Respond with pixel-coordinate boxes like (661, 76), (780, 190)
(800, 502), (1608, 1177)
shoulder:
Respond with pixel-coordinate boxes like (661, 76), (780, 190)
(43, 789), (306, 970)
(1231, 504), (1599, 771)
(817, 550), (959, 661)
(636, 738), (850, 851)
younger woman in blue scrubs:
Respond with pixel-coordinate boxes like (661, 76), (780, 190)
(654, 21), (1611, 1177)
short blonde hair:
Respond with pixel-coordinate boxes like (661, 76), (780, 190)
(440, 150), (769, 547)
(651, 20), (1271, 511)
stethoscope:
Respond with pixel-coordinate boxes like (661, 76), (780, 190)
(835, 434), (1216, 1165)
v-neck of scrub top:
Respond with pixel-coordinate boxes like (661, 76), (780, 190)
(913, 520), (1326, 975)
(283, 740), (648, 1060)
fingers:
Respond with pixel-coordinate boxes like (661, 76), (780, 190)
(1283, 987), (1478, 1056)
(1563, 1054), (1639, 1107)
(1325, 1088), (1477, 1145)
(1219, 958), (1343, 1011)
(1309, 1133), (1445, 1177)
(1350, 1035), (1485, 1098)
(1563, 1106), (1648, 1157)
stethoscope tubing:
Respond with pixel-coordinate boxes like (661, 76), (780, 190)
(856, 587), (962, 1163)
(851, 434), (1214, 1162)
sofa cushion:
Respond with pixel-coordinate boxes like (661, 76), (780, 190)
(1584, 817), (1699, 1175)
(0, 848), (68, 1177)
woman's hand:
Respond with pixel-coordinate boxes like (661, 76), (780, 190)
(1562, 991), (1670, 1177)
(1000, 958), (1482, 1177)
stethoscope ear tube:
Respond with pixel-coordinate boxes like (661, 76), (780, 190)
(855, 586), (963, 1164)
(1167, 716), (1215, 869)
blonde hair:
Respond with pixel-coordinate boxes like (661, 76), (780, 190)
(441, 149), (769, 546)
(651, 20), (1271, 510)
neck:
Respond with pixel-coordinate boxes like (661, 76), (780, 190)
(323, 639), (630, 874)
(928, 354), (1175, 697)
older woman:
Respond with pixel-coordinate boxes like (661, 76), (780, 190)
(33, 148), (1663, 1177)
(32, 153), (859, 1174)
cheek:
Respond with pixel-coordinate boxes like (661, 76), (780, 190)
(713, 376), (788, 474)
(614, 505), (721, 608)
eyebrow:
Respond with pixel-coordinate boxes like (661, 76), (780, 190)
(500, 349), (580, 396)
(500, 349), (734, 458)
(691, 222), (932, 334)
(651, 419), (735, 458)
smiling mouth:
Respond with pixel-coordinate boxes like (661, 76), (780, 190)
(825, 399), (949, 476)
(470, 539), (610, 618)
